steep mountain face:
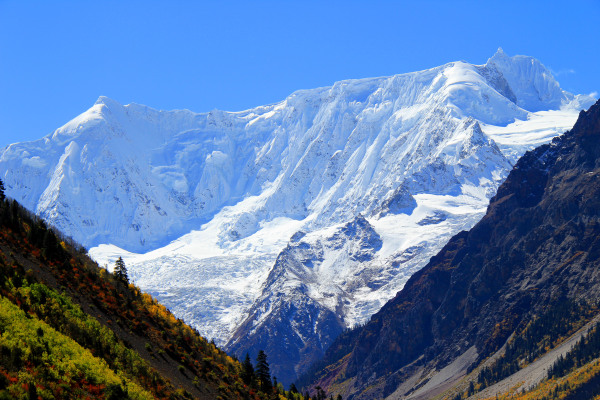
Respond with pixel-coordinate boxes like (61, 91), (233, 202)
(0, 197), (286, 400)
(305, 99), (600, 399)
(0, 50), (594, 384)
(226, 215), (385, 382)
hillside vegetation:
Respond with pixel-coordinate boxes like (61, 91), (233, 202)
(0, 193), (314, 400)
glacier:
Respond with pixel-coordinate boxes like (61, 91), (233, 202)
(0, 48), (595, 384)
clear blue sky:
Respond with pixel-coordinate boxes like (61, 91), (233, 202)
(1, 0), (599, 147)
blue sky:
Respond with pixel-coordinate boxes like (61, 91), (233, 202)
(1, 0), (599, 147)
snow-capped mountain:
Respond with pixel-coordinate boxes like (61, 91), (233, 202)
(0, 49), (594, 384)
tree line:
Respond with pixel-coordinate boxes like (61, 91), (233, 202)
(239, 349), (342, 400)
(548, 322), (600, 379)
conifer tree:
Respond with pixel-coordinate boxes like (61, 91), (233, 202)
(273, 376), (284, 396)
(255, 349), (272, 393)
(114, 257), (129, 284)
(42, 229), (58, 259)
(315, 386), (326, 400)
(9, 200), (21, 232)
(241, 352), (255, 386)
(0, 178), (5, 201)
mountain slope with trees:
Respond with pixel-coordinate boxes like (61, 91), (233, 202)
(301, 99), (600, 399)
(0, 190), (309, 399)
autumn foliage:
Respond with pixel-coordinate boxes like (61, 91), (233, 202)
(0, 193), (318, 399)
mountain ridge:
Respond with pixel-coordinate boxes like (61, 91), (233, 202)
(2, 49), (589, 251)
(1, 49), (595, 385)
(302, 98), (600, 399)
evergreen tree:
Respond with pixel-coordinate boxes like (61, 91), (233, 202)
(9, 200), (20, 232)
(315, 386), (326, 400)
(114, 257), (129, 284)
(28, 380), (38, 400)
(0, 178), (5, 201)
(42, 229), (58, 259)
(255, 350), (272, 393)
(241, 353), (255, 386)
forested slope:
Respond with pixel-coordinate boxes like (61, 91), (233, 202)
(0, 192), (308, 400)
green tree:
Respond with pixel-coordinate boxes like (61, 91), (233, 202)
(114, 257), (129, 284)
(106, 383), (129, 400)
(0, 178), (5, 201)
(28, 381), (38, 400)
(43, 229), (61, 260)
(255, 350), (272, 393)
(315, 386), (326, 400)
(241, 352), (255, 387)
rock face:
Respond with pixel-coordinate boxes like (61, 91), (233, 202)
(0, 50), (594, 385)
(226, 215), (383, 383)
(305, 99), (600, 399)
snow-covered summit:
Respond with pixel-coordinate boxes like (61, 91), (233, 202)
(485, 47), (568, 112)
(0, 51), (595, 384)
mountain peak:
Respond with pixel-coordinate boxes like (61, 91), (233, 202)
(94, 95), (123, 108)
(493, 46), (507, 58)
(486, 47), (527, 66)
(485, 49), (568, 112)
